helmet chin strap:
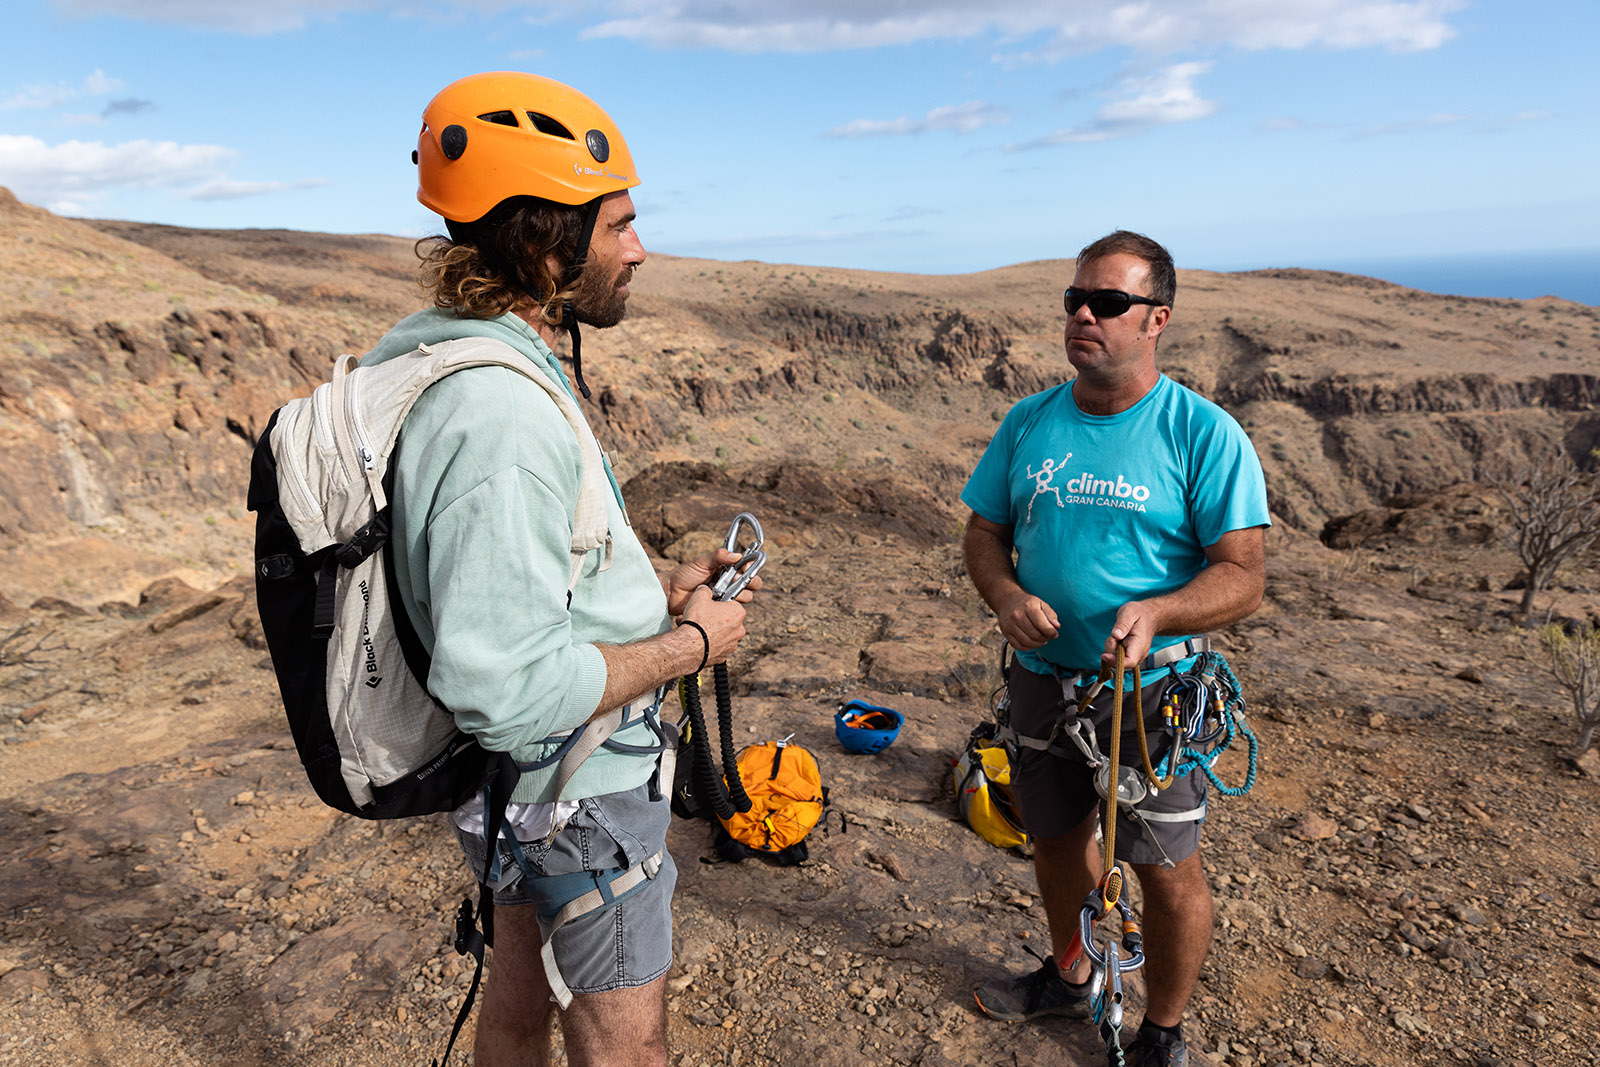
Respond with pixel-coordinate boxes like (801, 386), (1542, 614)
(561, 197), (604, 400)
(559, 300), (589, 399)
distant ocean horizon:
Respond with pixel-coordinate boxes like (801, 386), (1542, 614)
(1222, 248), (1599, 307)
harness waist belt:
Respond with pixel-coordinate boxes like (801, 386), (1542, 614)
(1143, 636), (1210, 670)
(1040, 636), (1211, 680)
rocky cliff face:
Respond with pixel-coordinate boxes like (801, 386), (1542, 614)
(0, 194), (413, 539)
(1, 194), (1595, 553)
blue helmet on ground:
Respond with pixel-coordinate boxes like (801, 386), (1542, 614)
(835, 700), (903, 754)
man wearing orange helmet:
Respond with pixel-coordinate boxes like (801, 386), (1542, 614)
(363, 72), (756, 1066)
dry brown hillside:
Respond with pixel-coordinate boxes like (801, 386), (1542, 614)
(2, 188), (1598, 1067)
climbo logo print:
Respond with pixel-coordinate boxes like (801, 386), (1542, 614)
(1025, 454), (1070, 523)
(1025, 454), (1152, 520)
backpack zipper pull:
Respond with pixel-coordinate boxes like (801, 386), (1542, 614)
(359, 445), (375, 471)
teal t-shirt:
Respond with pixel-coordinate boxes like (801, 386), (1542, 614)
(961, 374), (1270, 675)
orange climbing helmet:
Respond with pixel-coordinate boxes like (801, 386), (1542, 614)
(415, 71), (640, 224)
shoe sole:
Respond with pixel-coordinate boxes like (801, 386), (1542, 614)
(972, 991), (1091, 1022)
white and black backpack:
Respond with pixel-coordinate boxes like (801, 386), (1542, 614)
(247, 336), (614, 821)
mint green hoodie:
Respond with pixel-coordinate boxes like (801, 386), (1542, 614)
(362, 310), (669, 804)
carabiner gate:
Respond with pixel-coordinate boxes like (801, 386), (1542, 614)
(709, 511), (767, 601)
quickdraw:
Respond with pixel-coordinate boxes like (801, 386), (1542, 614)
(677, 512), (767, 821)
(1150, 651), (1258, 798)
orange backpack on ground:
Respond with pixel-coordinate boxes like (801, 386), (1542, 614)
(714, 739), (832, 866)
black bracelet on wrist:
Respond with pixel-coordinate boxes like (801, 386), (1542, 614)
(679, 619), (710, 674)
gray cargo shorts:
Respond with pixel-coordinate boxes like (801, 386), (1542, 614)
(454, 781), (678, 995)
(1009, 663), (1209, 866)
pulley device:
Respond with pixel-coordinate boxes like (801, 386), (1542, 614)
(676, 512), (767, 820)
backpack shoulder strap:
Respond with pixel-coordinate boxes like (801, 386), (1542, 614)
(270, 337), (612, 576)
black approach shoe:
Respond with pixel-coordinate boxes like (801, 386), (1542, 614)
(1125, 1024), (1188, 1067)
(973, 948), (1091, 1022)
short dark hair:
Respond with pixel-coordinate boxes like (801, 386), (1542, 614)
(1076, 230), (1176, 307)
(415, 196), (588, 322)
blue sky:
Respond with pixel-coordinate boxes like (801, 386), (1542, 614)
(4, 1), (1598, 290)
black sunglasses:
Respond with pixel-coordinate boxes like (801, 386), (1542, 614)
(1064, 287), (1165, 318)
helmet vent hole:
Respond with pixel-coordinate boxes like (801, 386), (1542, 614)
(477, 110), (520, 128)
(525, 111), (576, 140)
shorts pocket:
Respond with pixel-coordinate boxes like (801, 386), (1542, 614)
(581, 785), (668, 870)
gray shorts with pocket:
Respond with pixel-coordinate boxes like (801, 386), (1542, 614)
(1009, 663), (1208, 866)
(454, 781), (678, 995)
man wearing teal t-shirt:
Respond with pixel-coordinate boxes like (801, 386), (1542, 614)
(963, 231), (1269, 1067)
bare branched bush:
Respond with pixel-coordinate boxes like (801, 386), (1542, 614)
(1484, 450), (1600, 615)
(1539, 623), (1600, 755)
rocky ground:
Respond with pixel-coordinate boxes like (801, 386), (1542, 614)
(2, 191), (1599, 1065)
(2, 475), (1599, 1067)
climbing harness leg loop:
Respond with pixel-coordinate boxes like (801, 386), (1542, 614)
(540, 849), (666, 1009)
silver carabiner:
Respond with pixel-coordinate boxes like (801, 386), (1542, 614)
(709, 511), (767, 601)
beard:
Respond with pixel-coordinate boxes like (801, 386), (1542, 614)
(570, 258), (633, 328)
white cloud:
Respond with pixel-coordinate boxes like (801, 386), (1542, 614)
(1098, 62), (1215, 123)
(0, 134), (234, 212)
(1353, 111), (1470, 138)
(0, 69), (124, 111)
(580, 0), (1462, 55)
(999, 0), (1462, 63)
(1259, 116), (1317, 132)
(51, 0), (368, 33)
(1474, 109), (1555, 134)
(1011, 62), (1217, 148)
(0, 135), (330, 213)
(187, 177), (329, 200)
(826, 102), (1011, 139)
(53, 0), (1464, 55)
(83, 70), (121, 94)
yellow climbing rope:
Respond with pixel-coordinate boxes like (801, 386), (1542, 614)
(1076, 645), (1144, 910)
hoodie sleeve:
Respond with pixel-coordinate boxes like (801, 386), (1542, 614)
(390, 364), (609, 750)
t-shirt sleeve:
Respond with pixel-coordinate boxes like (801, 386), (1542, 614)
(961, 411), (1019, 526)
(1188, 412), (1272, 547)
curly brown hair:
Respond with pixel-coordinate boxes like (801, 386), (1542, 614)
(415, 197), (588, 322)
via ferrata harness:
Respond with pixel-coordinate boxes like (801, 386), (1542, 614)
(1049, 643), (1259, 1065)
(674, 513), (767, 821)
(997, 640), (1258, 868)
